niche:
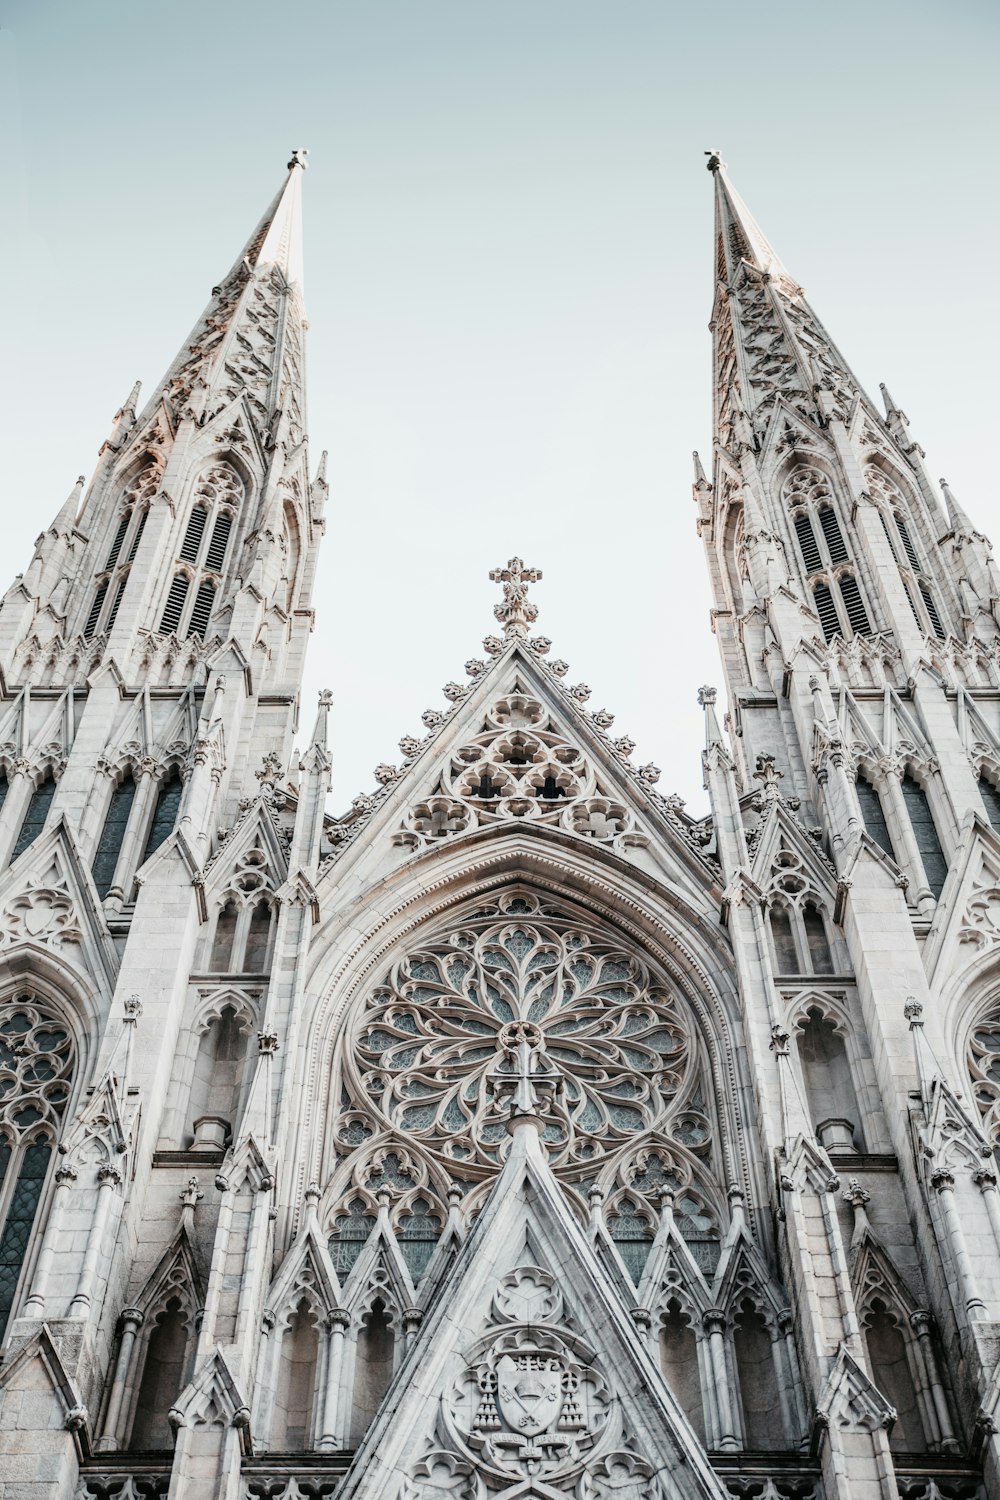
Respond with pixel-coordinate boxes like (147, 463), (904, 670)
(350, 1298), (395, 1445)
(658, 1299), (704, 1440)
(271, 1299), (320, 1451)
(130, 1297), (190, 1449)
(863, 1302), (926, 1452)
(796, 1006), (864, 1152)
(733, 1300), (786, 1450)
(188, 1006), (248, 1149)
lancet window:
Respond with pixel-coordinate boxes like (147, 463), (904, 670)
(139, 769), (182, 870)
(82, 461), (159, 640)
(856, 769), (948, 901)
(795, 1006), (864, 1153)
(0, 995), (75, 1337)
(204, 844), (278, 974)
(92, 774), (137, 898)
(158, 463), (241, 639)
(784, 467), (872, 641)
(10, 775), (56, 864)
(867, 467), (947, 640)
(979, 775), (1000, 833)
(856, 776), (894, 859)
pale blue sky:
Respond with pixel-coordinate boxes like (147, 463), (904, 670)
(1, 1), (997, 812)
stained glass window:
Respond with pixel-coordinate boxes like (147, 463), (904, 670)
(141, 772), (182, 866)
(11, 778), (56, 862)
(93, 776), (136, 898)
(0, 999), (74, 1337)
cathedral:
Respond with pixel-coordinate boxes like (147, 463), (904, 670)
(0, 146), (998, 1500)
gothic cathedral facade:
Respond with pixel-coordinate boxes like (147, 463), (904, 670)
(0, 150), (997, 1500)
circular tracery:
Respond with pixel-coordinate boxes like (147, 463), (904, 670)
(347, 894), (703, 1177)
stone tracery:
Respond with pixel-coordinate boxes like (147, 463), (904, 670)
(347, 893), (704, 1179)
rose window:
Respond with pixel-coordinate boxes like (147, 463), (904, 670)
(350, 898), (697, 1174)
(968, 1007), (1000, 1141)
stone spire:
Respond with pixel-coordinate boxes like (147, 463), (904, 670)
(130, 149), (309, 447)
(708, 153), (863, 444)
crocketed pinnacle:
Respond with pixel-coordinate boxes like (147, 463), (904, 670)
(489, 557), (542, 638)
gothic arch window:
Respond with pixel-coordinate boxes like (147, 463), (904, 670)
(732, 1298), (788, 1449)
(859, 1300), (929, 1452)
(10, 774), (56, 863)
(185, 1004), (251, 1150)
(0, 995), (75, 1337)
(139, 769), (182, 870)
(82, 462), (158, 640)
(856, 777), (895, 860)
(92, 773), (137, 899)
(867, 467), (948, 641)
(204, 849), (278, 975)
(784, 467), (873, 641)
(657, 1299), (705, 1441)
(900, 773), (947, 899)
(271, 1298), (322, 1450)
(349, 1298), (395, 1447)
(158, 464), (242, 639)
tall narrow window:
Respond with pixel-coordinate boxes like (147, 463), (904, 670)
(179, 505), (208, 563)
(140, 771), (182, 866)
(796, 1007), (863, 1152)
(93, 776), (136, 898)
(83, 580), (109, 640)
(862, 1304), (926, 1452)
(658, 1301), (705, 1441)
(900, 775), (947, 898)
(125, 509), (148, 563)
(186, 579), (216, 640)
(918, 581), (945, 639)
(104, 573), (129, 633)
(11, 777), (56, 861)
(204, 512), (232, 572)
(856, 779), (894, 859)
(803, 903), (835, 975)
(838, 574), (871, 635)
(129, 1297), (191, 1449)
(894, 514), (921, 573)
(733, 1300), (786, 1448)
(243, 900), (273, 972)
(770, 908), (798, 973)
(0, 999), (74, 1338)
(210, 901), (239, 971)
(159, 574), (190, 635)
(818, 505), (848, 564)
(812, 582), (839, 642)
(793, 513), (822, 574)
(105, 513), (131, 570)
(979, 776), (1000, 833)
(271, 1302), (320, 1450)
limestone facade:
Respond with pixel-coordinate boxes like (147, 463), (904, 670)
(0, 149), (996, 1500)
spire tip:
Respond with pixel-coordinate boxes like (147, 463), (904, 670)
(287, 147), (309, 171)
(704, 149), (724, 174)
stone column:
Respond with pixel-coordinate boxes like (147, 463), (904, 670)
(317, 1308), (350, 1452)
(96, 1307), (144, 1451)
(909, 1310), (959, 1454)
(930, 1168), (986, 1324)
(21, 1162), (77, 1317)
(69, 1162), (122, 1316)
(702, 1308), (740, 1450)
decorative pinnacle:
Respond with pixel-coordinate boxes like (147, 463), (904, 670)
(288, 147), (309, 170)
(489, 557), (542, 638)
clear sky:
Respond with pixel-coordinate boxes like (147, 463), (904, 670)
(1, 0), (997, 814)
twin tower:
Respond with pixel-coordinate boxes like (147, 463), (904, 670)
(0, 151), (997, 1500)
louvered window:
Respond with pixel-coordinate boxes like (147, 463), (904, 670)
(839, 574), (871, 636)
(93, 776), (136, 898)
(83, 580), (109, 640)
(856, 779), (894, 859)
(125, 509), (148, 563)
(187, 580), (216, 640)
(140, 772), (182, 866)
(812, 582), (839, 642)
(818, 505), (848, 564)
(879, 512), (901, 563)
(105, 513), (131, 570)
(901, 775), (948, 899)
(979, 777), (1000, 832)
(204, 513), (232, 572)
(179, 506), (208, 563)
(919, 582), (945, 640)
(895, 514), (921, 572)
(159, 575), (189, 635)
(794, 513), (822, 575)
(105, 574), (128, 634)
(902, 580), (921, 626)
(11, 778), (56, 862)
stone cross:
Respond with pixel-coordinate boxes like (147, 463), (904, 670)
(489, 557), (542, 638)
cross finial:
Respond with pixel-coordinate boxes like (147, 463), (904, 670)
(489, 557), (542, 638)
(288, 147), (309, 171)
(488, 1021), (563, 1134)
(705, 149), (725, 174)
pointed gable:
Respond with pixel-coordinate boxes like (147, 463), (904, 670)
(338, 1125), (727, 1500)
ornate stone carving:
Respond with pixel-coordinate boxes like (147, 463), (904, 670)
(396, 691), (646, 851)
(350, 891), (697, 1177)
(0, 872), (81, 950)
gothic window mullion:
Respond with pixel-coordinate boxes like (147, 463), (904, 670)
(232, 903), (254, 973)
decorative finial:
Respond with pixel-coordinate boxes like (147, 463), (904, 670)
(704, 150), (724, 174)
(488, 1021), (563, 1134)
(904, 997), (923, 1027)
(489, 557), (542, 638)
(697, 686), (717, 708)
(318, 688), (334, 708)
(288, 147), (309, 171)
